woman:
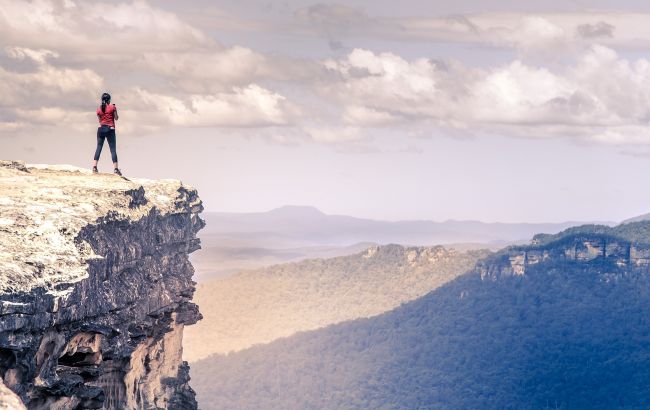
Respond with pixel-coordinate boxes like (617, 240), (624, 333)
(92, 92), (122, 176)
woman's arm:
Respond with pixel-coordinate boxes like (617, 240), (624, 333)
(113, 105), (119, 121)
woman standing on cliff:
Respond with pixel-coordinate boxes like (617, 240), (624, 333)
(92, 92), (122, 176)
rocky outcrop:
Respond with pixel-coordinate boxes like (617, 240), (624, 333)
(478, 231), (650, 280)
(0, 379), (25, 410)
(0, 161), (204, 409)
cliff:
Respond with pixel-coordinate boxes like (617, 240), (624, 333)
(478, 222), (650, 280)
(0, 161), (204, 409)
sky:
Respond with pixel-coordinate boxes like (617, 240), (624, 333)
(2, 0), (650, 222)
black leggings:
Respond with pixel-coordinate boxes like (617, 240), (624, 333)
(94, 126), (118, 163)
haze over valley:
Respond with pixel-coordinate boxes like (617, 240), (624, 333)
(191, 205), (607, 281)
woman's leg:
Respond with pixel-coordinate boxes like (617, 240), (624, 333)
(93, 127), (106, 166)
(107, 129), (118, 169)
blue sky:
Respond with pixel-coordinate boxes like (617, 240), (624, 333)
(1, 0), (650, 222)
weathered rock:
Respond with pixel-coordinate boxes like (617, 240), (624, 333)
(0, 161), (204, 409)
(478, 233), (650, 280)
(0, 379), (25, 410)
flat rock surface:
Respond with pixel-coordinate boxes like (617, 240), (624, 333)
(0, 160), (192, 295)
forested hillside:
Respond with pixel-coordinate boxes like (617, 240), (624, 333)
(184, 245), (488, 362)
(191, 222), (650, 409)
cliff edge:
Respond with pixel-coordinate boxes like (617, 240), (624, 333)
(0, 160), (204, 409)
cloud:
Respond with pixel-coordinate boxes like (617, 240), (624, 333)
(0, 0), (209, 55)
(0, 46), (103, 108)
(294, 3), (370, 32)
(135, 85), (293, 128)
(4, 1), (650, 148)
(321, 49), (458, 122)
(5, 47), (58, 64)
(343, 106), (399, 126)
(321, 46), (650, 145)
(139, 46), (267, 93)
(288, 9), (650, 53)
(0, 0), (305, 137)
(501, 16), (569, 54)
(576, 21), (615, 39)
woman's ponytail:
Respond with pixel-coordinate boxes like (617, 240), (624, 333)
(100, 92), (111, 113)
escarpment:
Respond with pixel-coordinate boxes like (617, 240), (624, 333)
(0, 161), (204, 409)
(477, 222), (650, 280)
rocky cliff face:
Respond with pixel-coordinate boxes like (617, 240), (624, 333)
(478, 229), (650, 280)
(0, 161), (204, 409)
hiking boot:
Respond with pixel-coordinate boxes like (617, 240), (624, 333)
(114, 168), (122, 176)
(92, 166), (98, 174)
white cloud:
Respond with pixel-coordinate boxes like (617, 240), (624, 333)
(0, 46), (103, 107)
(4, 1), (650, 147)
(322, 46), (650, 145)
(135, 85), (292, 128)
(343, 105), (399, 126)
(290, 8), (650, 53)
(0, 1), (304, 136)
(5, 47), (59, 64)
(501, 16), (569, 54)
(322, 49), (450, 120)
(0, 0), (209, 54)
(140, 46), (267, 93)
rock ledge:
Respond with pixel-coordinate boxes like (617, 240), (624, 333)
(0, 161), (204, 409)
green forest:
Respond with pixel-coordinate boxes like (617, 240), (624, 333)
(191, 222), (650, 409)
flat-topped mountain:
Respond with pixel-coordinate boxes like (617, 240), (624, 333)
(191, 221), (650, 409)
(184, 244), (490, 362)
(0, 161), (204, 409)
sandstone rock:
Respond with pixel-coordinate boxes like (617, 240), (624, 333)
(478, 234), (650, 280)
(0, 379), (25, 410)
(0, 161), (204, 409)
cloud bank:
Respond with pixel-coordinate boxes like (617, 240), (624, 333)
(3, 1), (650, 147)
(0, 0), (295, 135)
(323, 45), (650, 144)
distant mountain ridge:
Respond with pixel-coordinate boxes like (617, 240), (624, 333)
(201, 205), (609, 247)
(192, 206), (595, 281)
(191, 221), (650, 409)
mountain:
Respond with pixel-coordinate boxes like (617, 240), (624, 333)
(183, 244), (489, 362)
(200, 205), (601, 247)
(192, 205), (606, 281)
(191, 221), (650, 409)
